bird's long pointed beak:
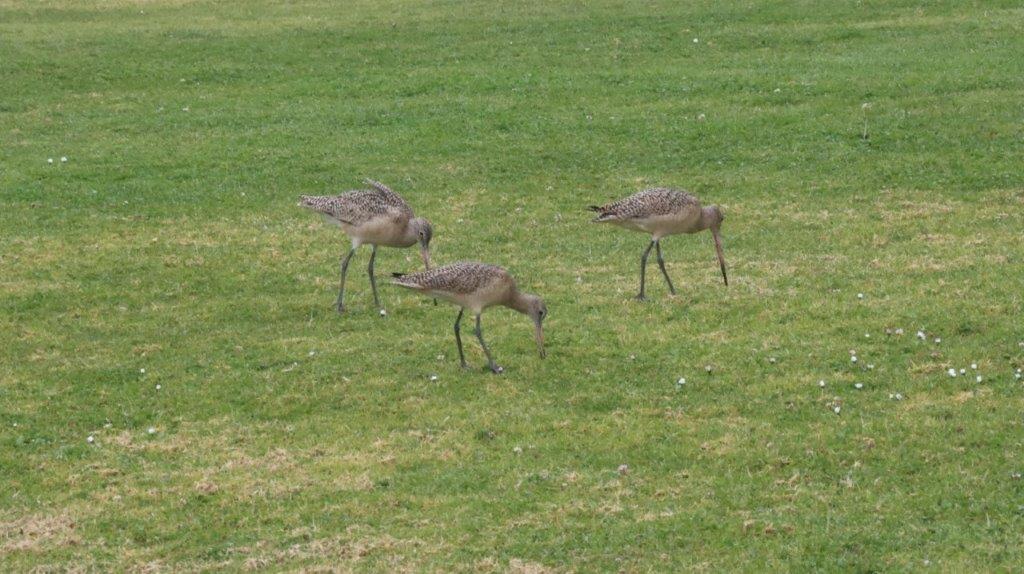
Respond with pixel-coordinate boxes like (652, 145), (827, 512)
(534, 321), (546, 359)
(421, 246), (437, 305)
(712, 228), (728, 286)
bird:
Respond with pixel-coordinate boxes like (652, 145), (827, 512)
(390, 262), (547, 374)
(299, 179), (433, 314)
(587, 187), (727, 300)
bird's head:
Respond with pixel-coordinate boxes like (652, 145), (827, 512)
(411, 217), (433, 270)
(523, 294), (548, 359)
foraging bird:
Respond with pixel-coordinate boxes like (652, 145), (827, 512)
(391, 262), (547, 374)
(588, 187), (727, 300)
(299, 179), (433, 314)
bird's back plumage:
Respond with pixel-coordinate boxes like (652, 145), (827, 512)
(391, 262), (509, 295)
(299, 180), (413, 226)
(589, 187), (700, 222)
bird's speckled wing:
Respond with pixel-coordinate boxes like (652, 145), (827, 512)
(363, 179), (413, 216)
(299, 187), (410, 225)
(591, 188), (700, 220)
(391, 262), (508, 294)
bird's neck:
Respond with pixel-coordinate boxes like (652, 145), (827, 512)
(697, 208), (715, 231)
(507, 290), (532, 315)
(400, 221), (418, 247)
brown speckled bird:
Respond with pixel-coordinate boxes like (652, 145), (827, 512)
(391, 262), (547, 374)
(299, 179), (433, 314)
(588, 187), (727, 300)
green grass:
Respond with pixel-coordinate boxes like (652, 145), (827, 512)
(2, 0), (1024, 570)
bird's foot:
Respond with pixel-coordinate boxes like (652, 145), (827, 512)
(488, 364), (504, 375)
(633, 294), (647, 302)
(335, 303), (346, 314)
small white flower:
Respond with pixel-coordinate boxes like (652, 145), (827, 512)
(705, 365), (712, 373)
(87, 435), (95, 443)
(769, 357), (776, 364)
(773, 88), (781, 93)
(917, 331), (926, 340)
(513, 446), (523, 454)
(629, 354), (636, 360)
(934, 338), (941, 344)
(47, 158), (54, 164)
(971, 363), (977, 370)
(889, 393), (894, 399)
(697, 113), (706, 120)
(308, 351), (315, 356)
(103, 422), (112, 428)
(948, 368), (957, 377)
(61, 156), (68, 162)
(818, 380), (826, 387)
(833, 406), (841, 414)
(854, 383), (863, 389)
(857, 293), (864, 299)
(976, 375), (983, 383)
(430, 374), (438, 382)
(147, 427), (156, 434)
(895, 328), (904, 335)
(182, 106), (189, 112)
(1016, 373), (1022, 380)
(895, 393), (903, 400)
(851, 356), (858, 363)
(436, 354), (444, 360)
(959, 368), (966, 375)
(379, 309), (387, 316)
(865, 333), (871, 338)
(155, 384), (162, 390)
(618, 464), (630, 474)
(692, 38), (699, 43)
(868, 364), (875, 370)
(140, 368), (146, 374)
(676, 377), (686, 386)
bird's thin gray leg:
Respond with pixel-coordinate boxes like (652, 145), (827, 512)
(454, 308), (468, 369)
(336, 247), (356, 314)
(474, 314), (502, 374)
(655, 240), (676, 295)
(636, 240), (655, 301)
(367, 244), (381, 311)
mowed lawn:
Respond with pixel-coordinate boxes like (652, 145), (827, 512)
(2, 0), (1024, 570)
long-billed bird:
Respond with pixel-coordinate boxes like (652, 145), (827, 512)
(391, 262), (546, 374)
(588, 187), (727, 300)
(299, 179), (433, 314)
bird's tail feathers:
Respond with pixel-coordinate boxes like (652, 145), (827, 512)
(389, 272), (420, 289)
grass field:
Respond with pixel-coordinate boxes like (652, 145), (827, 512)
(3, 0), (1024, 570)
